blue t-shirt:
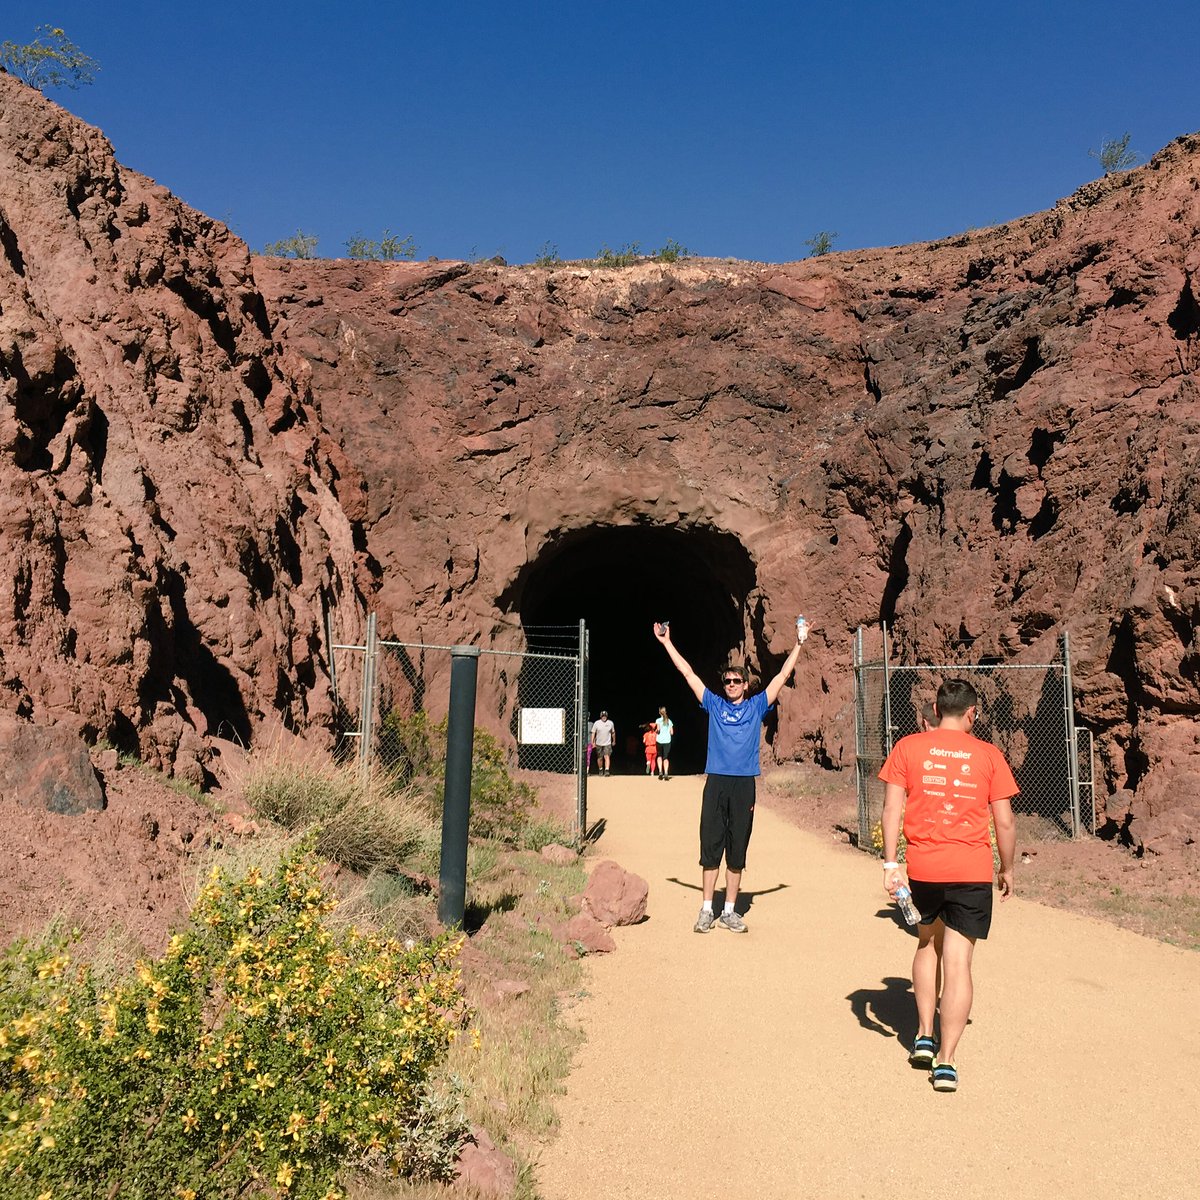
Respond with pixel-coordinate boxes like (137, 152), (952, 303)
(701, 689), (771, 776)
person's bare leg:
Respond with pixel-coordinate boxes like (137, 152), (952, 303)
(724, 868), (742, 908)
(702, 867), (719, 903)
(912, 920), (942, 1039)
(937, 927), (977, 1063)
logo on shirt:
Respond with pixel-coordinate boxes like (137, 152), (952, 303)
(922, 775), (946, 785)
(923, 760), (934, 770)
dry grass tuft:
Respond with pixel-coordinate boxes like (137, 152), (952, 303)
(241, 745), (435, 874)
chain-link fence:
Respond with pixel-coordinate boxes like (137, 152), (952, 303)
(326, 614), (590, 837)
(853, 626), (1093, 851)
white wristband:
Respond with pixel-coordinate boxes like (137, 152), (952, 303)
(882, 861), (900, 869)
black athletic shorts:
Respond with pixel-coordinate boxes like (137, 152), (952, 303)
(699, 774), (756, 871)
(908, 880), (994, 940)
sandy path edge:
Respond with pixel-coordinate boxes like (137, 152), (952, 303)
(535, 775), (1199, 1200)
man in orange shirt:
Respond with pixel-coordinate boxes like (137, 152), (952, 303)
(878, 678), (1018, 1093)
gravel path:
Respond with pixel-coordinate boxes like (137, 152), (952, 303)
(536, 774), (1199, 1200)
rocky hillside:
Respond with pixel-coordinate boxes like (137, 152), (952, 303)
(0, 73), (367, 783)
(2, 71), (1197, 837)
(259, 138), (1198, 834)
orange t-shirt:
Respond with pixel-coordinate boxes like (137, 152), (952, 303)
(643, 730), (657, 750)
(878, 729), (1019, 883)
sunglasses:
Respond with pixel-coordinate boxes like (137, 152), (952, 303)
(722, 676), (744, 685)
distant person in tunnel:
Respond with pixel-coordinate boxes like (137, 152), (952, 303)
(655, 706), (674, 780)
(653, 620), (809, 933)
(642, 724), (659, 775)
(590, 711), (615, 776)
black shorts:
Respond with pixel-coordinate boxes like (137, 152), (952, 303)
(908, 880), (994, 940)
(699, 774), (756, 871)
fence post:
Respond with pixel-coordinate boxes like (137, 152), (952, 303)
(324, 606), (339, 711)
(1061, 629), (1081, 837)
(439, 645), (480, 927)
(881, 622), (895, 757)
(575, 619), (588, 842)
(357, 612), (378, 779)
(853, 626), (868, 848)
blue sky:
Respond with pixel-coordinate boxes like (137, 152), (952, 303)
(5, 2), (1198, 264)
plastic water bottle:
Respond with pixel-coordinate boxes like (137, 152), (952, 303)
(796, 614), (810, 642)
(894, 886), (920, 925)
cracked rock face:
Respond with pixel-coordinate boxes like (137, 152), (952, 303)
(0, 73), (364, 777)
(3, 71), (1198, 832)
(260, 135), (1200, 826)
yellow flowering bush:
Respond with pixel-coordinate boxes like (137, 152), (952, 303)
(0, 845), (469, 1199)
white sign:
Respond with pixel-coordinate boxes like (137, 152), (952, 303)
(519, 707), (566, 745)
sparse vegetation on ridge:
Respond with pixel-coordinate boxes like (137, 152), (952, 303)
(0, 26), (98, 90)
(804, 230), (838, 257)
(262, 231), (320, 259)
(1089, 132), (1139, 175)
(346, 231), (418, 261)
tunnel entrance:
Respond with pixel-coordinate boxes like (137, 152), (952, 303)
(502, 525), (769, 775)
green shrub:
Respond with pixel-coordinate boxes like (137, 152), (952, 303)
(378, 714), (537, 844)
(593, 242), (641, 268)
(345, 230), (418, 261)
(1089, 132), (1138, 175)
(521, 817), (574, 853)
(652, 239), (689, 263)
(804, 230), (838, 257)
(262, 232), (319, 259)
(0, 845), (471, 1199)
(533, 242), (562, 267)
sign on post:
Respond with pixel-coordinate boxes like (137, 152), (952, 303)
(519, 707), (566, 745)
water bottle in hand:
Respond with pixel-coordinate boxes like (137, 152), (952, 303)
(796, 614), (810, 643)
(894, 885), (920, 926)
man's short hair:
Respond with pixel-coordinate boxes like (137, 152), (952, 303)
(935, 678), (978, 718)
(599, 710), (608, 717)
(920, 701), (938, 729)
(721, 663), (746, 682)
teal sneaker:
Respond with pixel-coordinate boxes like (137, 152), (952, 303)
(931, 1060), (958, 1093)
(909, 1035), (938, 1069)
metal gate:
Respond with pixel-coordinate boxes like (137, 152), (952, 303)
(326, 615), (590, 838)
(853, 626), (1094, 851)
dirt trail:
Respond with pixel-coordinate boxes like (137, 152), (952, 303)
(536, 775), (1198, 1200)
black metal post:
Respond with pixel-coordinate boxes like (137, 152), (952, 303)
(438, 645), (480, 927)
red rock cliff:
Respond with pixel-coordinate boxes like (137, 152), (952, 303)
(3, 71), (1198, 833)
(258, 136), (1199, 828)
(0, 73), (365, 781)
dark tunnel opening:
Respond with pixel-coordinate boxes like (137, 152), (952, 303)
(506, 524), (762, 775)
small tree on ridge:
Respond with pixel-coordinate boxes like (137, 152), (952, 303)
(1089, 133), (1139, 176)
(0, 26), (98, 90)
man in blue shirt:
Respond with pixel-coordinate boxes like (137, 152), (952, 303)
(653, 621), (809, 933)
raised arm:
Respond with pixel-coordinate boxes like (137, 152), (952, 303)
(653, 624), (706, 703)
(764, 625), (808, 706)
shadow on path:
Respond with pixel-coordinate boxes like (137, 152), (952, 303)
(665, 877), (788, 915)
(846, 975), (918, 1047)
(874, 905), (919, 935)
